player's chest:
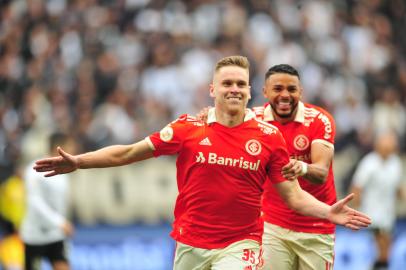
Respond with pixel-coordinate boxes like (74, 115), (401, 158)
(275, 123), (313, 158)
(182, 128), (270, 170)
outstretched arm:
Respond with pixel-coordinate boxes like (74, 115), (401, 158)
(34, 140), (154, 177)
(275, 180), (371, 230)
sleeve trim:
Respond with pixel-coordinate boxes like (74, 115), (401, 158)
(312, 139), (334, 149)
(144, 137), (156, 151)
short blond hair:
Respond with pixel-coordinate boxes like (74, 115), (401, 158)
(215, 55), (250, 72)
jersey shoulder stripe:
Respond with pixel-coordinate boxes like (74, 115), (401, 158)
(304, 104), (334, 118)
(171, 114), (200, 124)
(255, 118), (277, 128)
(306, 105), (335, 126)
(304, 107), (321, 117)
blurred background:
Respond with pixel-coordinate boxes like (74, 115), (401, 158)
(0, 0), (405, 269)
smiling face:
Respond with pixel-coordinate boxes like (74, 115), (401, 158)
(263, 72), (302, 122)
(210, 65), (250, 115)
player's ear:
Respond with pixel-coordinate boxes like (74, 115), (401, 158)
(209, 83), (215, 98)
(248, 85), (252, 100)
(262, 85), (267, 98)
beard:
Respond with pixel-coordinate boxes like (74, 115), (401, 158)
(270, 101), (298, 119)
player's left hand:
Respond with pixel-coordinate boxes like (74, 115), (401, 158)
(327, 193), (372, 230)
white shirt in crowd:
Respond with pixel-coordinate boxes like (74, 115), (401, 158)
(352, 153), (403, 231)
(20, 162), (70, 244)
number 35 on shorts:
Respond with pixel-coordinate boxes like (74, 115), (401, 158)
(242, 248), (263, 269)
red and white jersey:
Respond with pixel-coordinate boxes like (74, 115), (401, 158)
(254, 102), (337, 234)
(146, 108), (289, 249)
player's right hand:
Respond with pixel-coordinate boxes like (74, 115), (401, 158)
(33, 147), (79, 177)
(281, 159), (302, 181)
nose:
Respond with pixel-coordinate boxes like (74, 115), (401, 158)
(280, 89), (290, 98)
(230, 83), (241, 93)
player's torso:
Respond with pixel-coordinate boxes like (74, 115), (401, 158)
(161, 116), (286, 247)
(259, 104), (336, 193)
(176, 120), (277, 212)
(258, 104), (337, 233)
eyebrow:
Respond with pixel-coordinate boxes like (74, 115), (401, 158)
(222, 79), (248, 84)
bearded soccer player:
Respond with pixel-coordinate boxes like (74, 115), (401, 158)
(34, 56), (370, 270)
(254, 64), (338, 270)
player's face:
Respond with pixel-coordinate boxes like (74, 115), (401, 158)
(263, 73), (302, 120)
(210, 65), (251, 113)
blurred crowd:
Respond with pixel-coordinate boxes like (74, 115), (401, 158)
(0, 0), (405, 268)
(1, 0), (405, 180)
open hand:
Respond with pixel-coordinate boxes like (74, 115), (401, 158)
(33, 147), (79, 177)
(328, 193), (372, 230)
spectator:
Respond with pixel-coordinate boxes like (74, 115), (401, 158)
(20, 132), (75, 270)
(350, 130), (404, 270)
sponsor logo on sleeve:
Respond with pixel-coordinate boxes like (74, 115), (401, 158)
(317, 113), (332, 140)
(159, 126), (174, 142)
(258, 123), (277, 135)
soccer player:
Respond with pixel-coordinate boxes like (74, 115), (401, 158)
(34, 56), (371, 270)
(21, 133), (75, 270)
(255, 64), (339, 270)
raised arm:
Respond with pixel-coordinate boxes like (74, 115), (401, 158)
(275, 179), (371, 230)
(34, 140), (154, 177)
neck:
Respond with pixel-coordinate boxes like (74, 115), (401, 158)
(215, 108), (245, 127)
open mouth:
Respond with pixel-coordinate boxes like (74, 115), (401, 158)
(227, 96), (242, 100)
(275, 100), (292, 110)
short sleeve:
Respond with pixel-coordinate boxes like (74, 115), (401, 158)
(311, 110), (335, 147)
(147, 114), (191, 157)
(267, 132), (290, 184)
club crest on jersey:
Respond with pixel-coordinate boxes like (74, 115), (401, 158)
(159, 126), (174, 142)
(245, 139), (261, 156)
(293, 134), (309, 151)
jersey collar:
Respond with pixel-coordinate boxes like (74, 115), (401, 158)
(263, 101), (305, 123)
(207, 108), (256, 124)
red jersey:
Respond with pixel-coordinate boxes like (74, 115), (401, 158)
(146, 108), (289, 249)
(254, 102), (337, 234)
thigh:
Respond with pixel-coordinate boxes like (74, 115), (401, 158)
(292, 234), (334, 270)
(173, 242), (212, 270)
(261, 223), (297, 270)
(24, 244), (44, 270)
(212, 240), (261, 270)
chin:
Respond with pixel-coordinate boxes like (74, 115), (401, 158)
(227, 105), (244, 114)
(276, 110), (293, 118)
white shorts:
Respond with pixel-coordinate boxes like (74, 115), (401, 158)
(260, 222), (335, 270)
(173, 239), (262, 270)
